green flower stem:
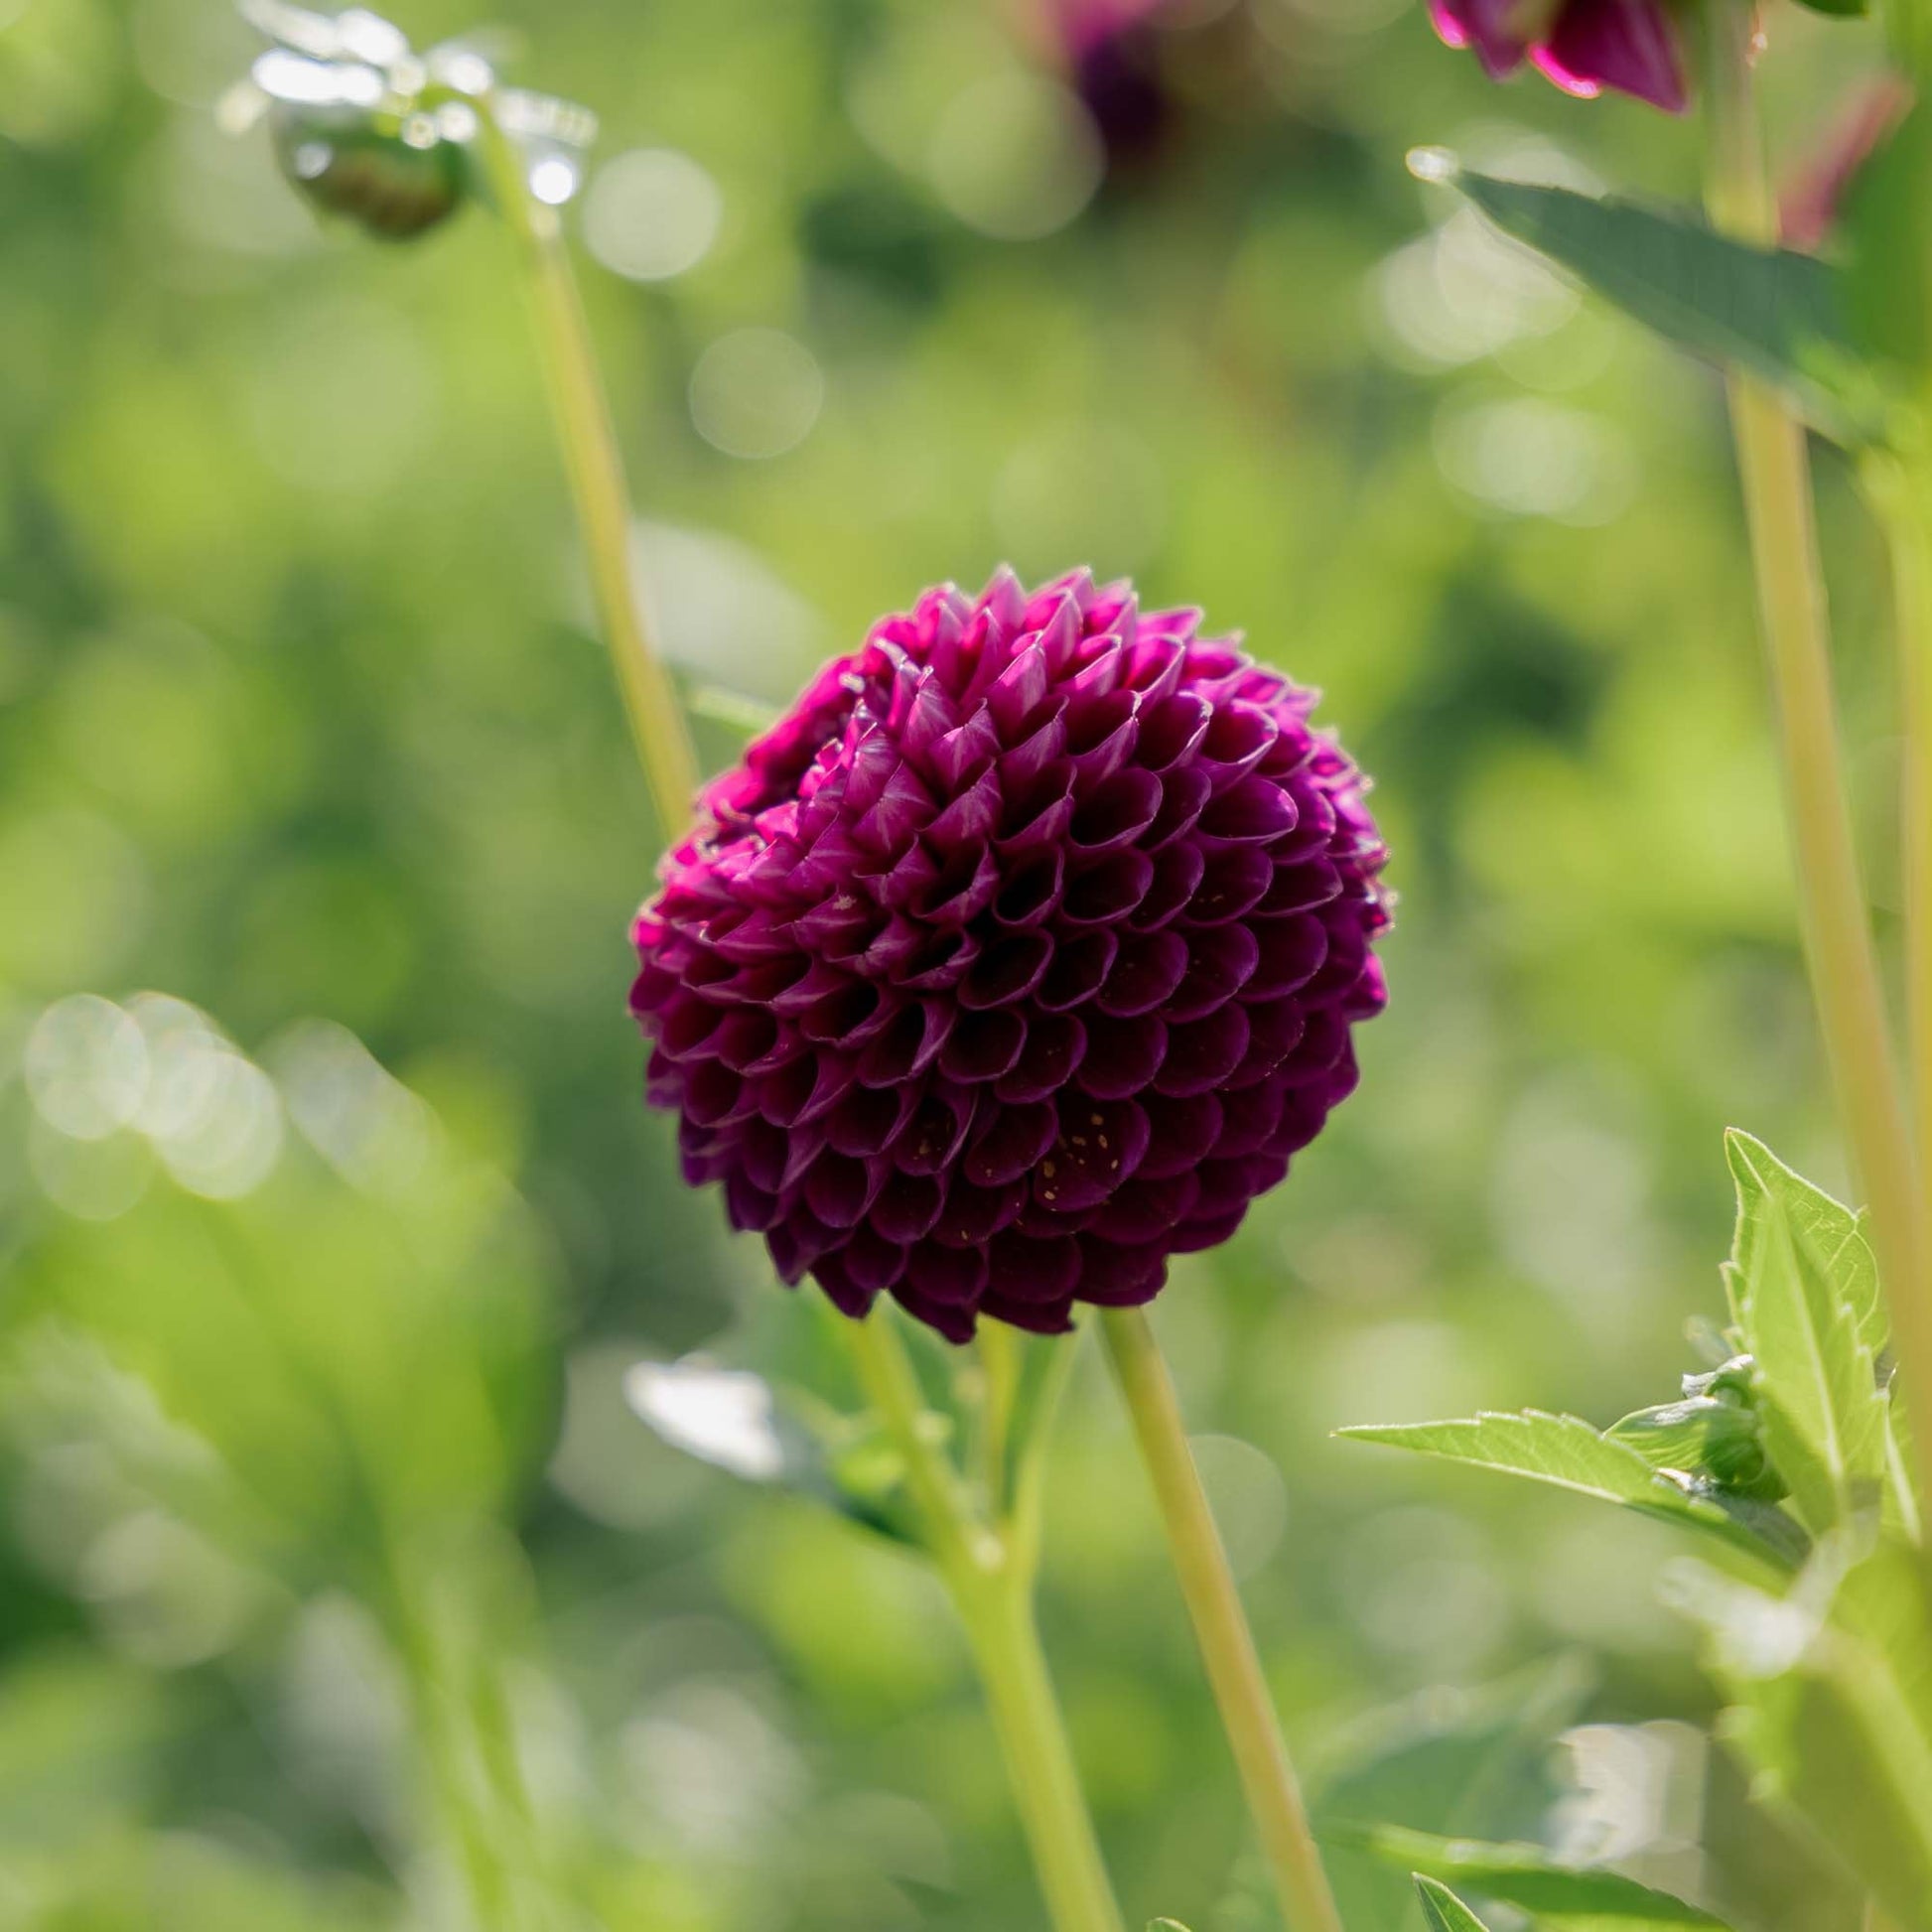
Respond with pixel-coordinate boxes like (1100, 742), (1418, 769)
(1702, 0), (1932, 1510)
(1868, 454), (1932, 1452)
(1100, 1307), (1344, 1932)
(470, 93), (700, 837)
(846, 1308), (1126, 1932)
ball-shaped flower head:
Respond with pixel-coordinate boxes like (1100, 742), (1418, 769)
(630, 570), (1390, 1341)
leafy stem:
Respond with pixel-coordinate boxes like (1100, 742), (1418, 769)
(1701, 0), (1932, 1523)
(844, 1308), (1125, 1932)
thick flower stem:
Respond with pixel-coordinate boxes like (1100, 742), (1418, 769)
(470, 96), (700, 837)
(1702, 0), (1932, 1508)
(846, 1309), (1126, 1932)
(1100, 1307), (1344, 1932)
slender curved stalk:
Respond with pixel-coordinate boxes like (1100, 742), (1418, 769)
(1101, 1308), (1343, 1932)
(846, 1310), (1126, 1932)
(1869, 457), (1932, 1447)
(1702, 0), (1932, 1513)
(470, 96), (700, 837)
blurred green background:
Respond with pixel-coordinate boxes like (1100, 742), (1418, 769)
(0, 0), (1907, 1925)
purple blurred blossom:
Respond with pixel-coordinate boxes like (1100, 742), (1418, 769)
(1428, 0), (1689, 112)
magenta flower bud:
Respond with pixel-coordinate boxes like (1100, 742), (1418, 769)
(631, 571), (1390, 1342)
(1428, 0), (1688, 113)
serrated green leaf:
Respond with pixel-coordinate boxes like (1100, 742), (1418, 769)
(1339, 1823), (1729, 1925)
(1338, 1411), (1806, 1570)
(1415, 1875), (1496, 1932)
(1725, 1132), (1887, 1532)
(1667, 1543), (1932, 1929)
(1438, 165), (1879, 443)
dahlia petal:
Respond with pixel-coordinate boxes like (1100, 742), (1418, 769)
(966, 1101), (1059, 1188)
(1196, 702), (1279, 790)
(987, 642), (1054, 742)
(1036, 928), (1120, 1012)
(1063, 848), (1156, 926)
(992, 848), (1067, 928)
(1136, 691), (1212, 771)
(1063, 690), (1140, 784)
(1073, 1012), (1167, 1101)
(1247, 913), (1329, 997)
(1097, 1170), (1200, 1244)
(1129, 839), (1208, 931)
(1231, 998), (1309, 1087)
(857, 999), (952, 1087)
(1154, 1004), (1252, 1097)
(925, 764), (1005, 846)
(976, 1291), (1074, 1336)
(994, 1011), (1088, 1105)
(1044, 1096), (1150, 1210)
(895, 1286), (980, 1342)
(960, 930), (1055, 1010)
(932, 1177), (1026, 1246)
(939, 1008), (1028, 1083)
(1075, 1237), (1169, 1306)
(903, 1242), (987, 1305)
(1143, 764), (1212, 849)
(1096, 928), (1190, 1018)
(809, 1251), (880, 1317)
(988, 1230), (1082, 1303)
(999, 708), (1072, 791)
(1069, 766), (1164, 853)
(1168, 1203), (1251, 1254)
(1167, 923), (1261, 1022)
(1186, 845), (1275, 926)
(873, 1171), (945, 1244)
(1198, 773), (1300, 845)
(803, 1152), (883, 1229)
(1138, 1091), (1223, 1178)
(892, 1083), (977, 1176)
(826, 1083), (915, 1159)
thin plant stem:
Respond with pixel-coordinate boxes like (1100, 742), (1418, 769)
(1100, 1307), (1343, 1932)
(1702, 0), (1932, 1509)
(846, 1309), (1126, 1932)
(470, 95), (700, 837)
(1867, 452), (1932, 1476)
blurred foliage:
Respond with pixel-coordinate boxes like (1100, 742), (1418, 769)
(0, 0), (1911, 1926)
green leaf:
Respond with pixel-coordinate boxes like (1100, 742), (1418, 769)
(1338, 1410), (1807, 1570)
(1608, 1394), (1784, 1501)
(1425, 159), (1879, 443)
(1844, 101), (1932, 391)
(623, 1356), (919, 1544)
(1415, 1875), (1496, 1932)
(1667, 1543), (1932, 1929)
(1724, 1131), (1887, 1532)
(1340, 1824), (1730, 1925)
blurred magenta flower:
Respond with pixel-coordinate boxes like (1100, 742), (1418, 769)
(631, 570), (1389, 1341)
(1428, 0), (1688, 112)
(1048, 0), (1177, 162)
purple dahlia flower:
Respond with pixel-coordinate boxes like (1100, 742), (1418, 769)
(630, 570), (1390, 1342)
(1428, 0), (1688, 113)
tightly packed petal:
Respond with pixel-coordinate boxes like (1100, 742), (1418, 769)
(631, 570), (1390, 1341)
(1429, 0), (1688, 112)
